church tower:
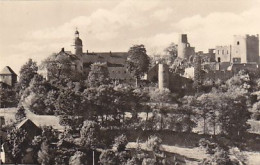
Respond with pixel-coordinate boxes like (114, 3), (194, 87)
(74, 29), (83, 56)
(73, 29), (83, 73)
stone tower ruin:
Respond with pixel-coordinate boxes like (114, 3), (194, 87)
(178, 34), (195, 59)
(158, 63), (169, 90)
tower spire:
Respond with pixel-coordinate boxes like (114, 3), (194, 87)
(75, 27), (79, 38)
(73, 28), (83, 55)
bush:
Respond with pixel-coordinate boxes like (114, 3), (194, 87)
(113, 134), (128, 152)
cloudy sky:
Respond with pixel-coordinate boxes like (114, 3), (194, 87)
(1, 0), (260, 74)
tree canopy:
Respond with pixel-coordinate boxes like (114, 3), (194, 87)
(87, 62), (109, 87)
(126, 44), (150, 86)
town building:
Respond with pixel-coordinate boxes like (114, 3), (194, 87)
(44, 30), (134, 82)
(0, 66), (17, 88)
(215, 45), (232, 63)
(1, 119), (41, 164)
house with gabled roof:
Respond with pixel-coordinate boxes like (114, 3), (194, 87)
(16, 118), (41, 141)
(0, 66), (17, 87)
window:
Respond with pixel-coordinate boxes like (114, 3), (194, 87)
(218, 57), (221, 62)
(222, 50), (224, 54)
(237, 41), (240, 45)
(227, 50), (229, 54)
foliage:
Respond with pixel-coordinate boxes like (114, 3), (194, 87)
(149, 88), (172, 103)
(80, 120), (101, 149)
(41, 53), (84, 84)
(19, 74), (58, 115)
(164, 42), (178, 62)
(87, 62), (110, 87)
(55, 89), (83, 116)
(126, 44), (150, 86)
(0, 87), (17, 108)
(218, 95), (251, 138)
(15, 106), (26, 122)
(99, 150), (117, 165)
(197, 93), (220, 135)
(113, 134), (128, 152)
(225, 70), (251, 95)
(69, 151), (88, 165)
(146, 135), (162, 153)
(38, 141), (51, 165)
(6, 129), (27, 163)
(199, 138), (247, 165)
(177, 96), (198, 132)
(196, 91), (251, 138)
(251, 101), (260, 120)
(17, 59), (38, 93)
(169, 57), (189, 74)
(142, 158), (156, 165)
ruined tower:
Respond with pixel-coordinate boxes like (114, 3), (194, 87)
(178, 34), (195, 59)
(158, 64), (169, 90)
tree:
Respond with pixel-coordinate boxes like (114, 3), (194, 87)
(17, 59), (38, 93)
(218, 94), (251, 138)
(197, 93), (220, 135)
(164, 42), (178, 62)
(178, 96), (198, 132)
(55, 89), (83, 116)
(226, 70), (251, 95)
(15, 106), (26, 122)
(69, 151), (88, 165)
(126, 45), (150, 87)
(148, 88), (174, 130)
(113, 134), (128, 152)
(146, 135), (162, 154)
(83, 85), (117, 124)
(6, 129), (27, 163)
(80, 120), (101, 149)
(199, 138), (248, 165)
(38, 141), (51, 165)
(87, 62), (110, 87)
(0, 87), (17, 108)
(251, 101), (260, 120)
(142, 158), (156, 165)
(19, 74), (57, 115)
(41, 53), (84, 85)
(99, 150), (117, 165)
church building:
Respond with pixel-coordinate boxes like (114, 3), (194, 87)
(52, 30), (133, 81)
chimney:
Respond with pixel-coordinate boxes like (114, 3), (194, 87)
(61, 48), (65, 52)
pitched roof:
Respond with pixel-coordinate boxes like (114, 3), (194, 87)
(82, 52), (128, 66)
(56, 50), (80, 61)
(84, 52), (128, 59)
(16, 118), (38, 129)
(0, 66), (17, 75)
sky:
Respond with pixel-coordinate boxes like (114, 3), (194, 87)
(1, 0), (260, 74)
